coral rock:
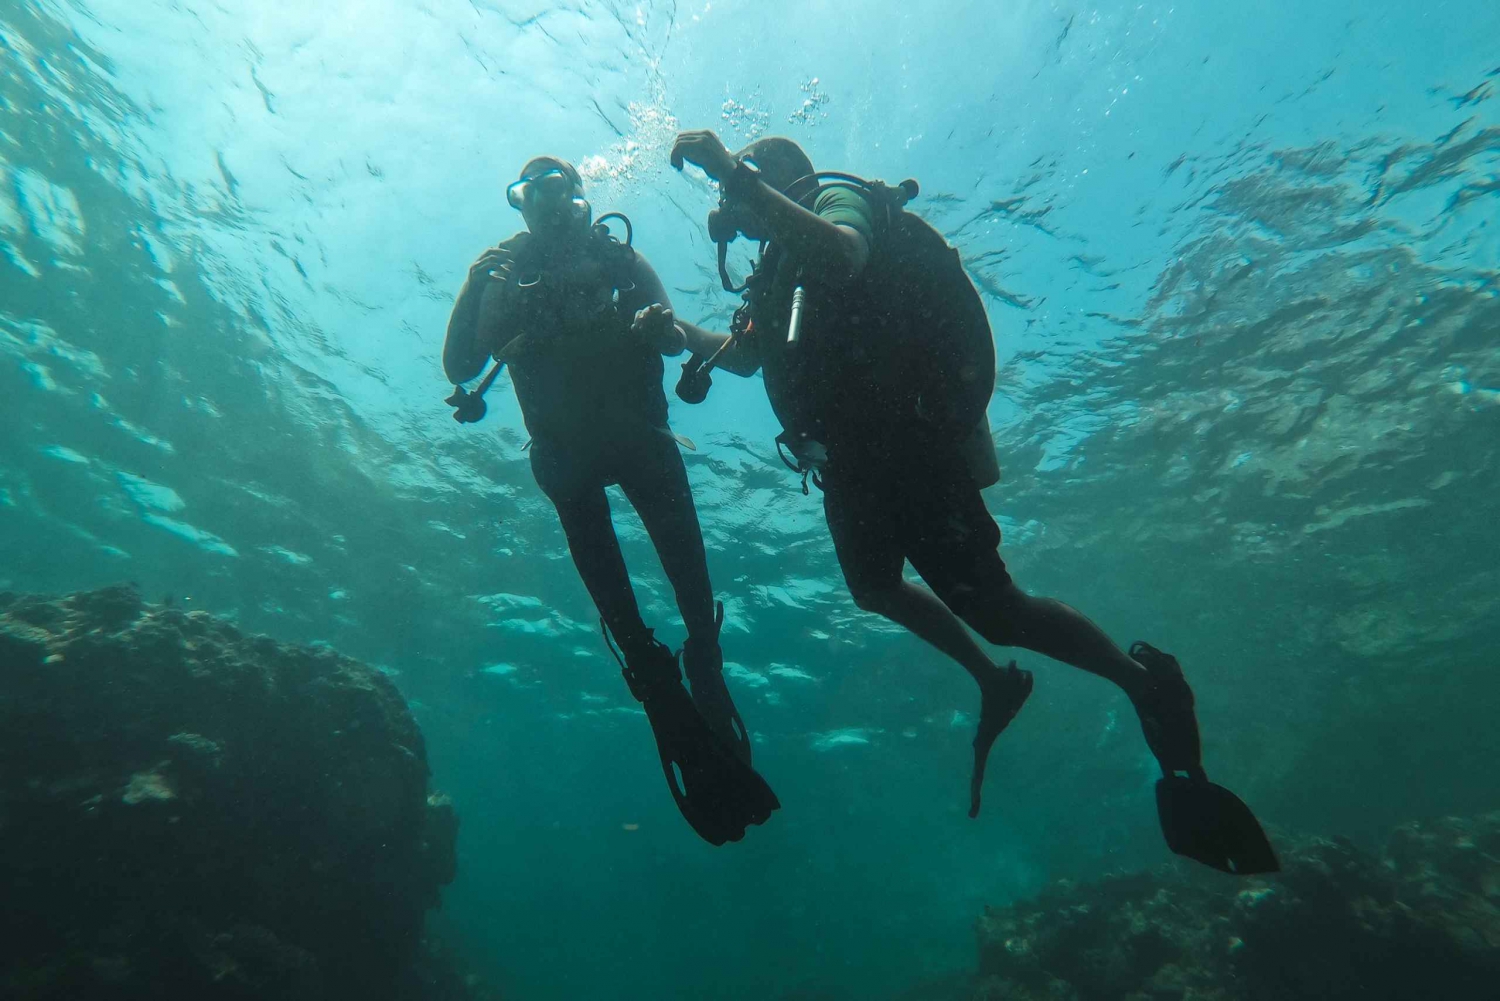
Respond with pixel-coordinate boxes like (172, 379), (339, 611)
(0, 586), (461, 1000)
(974, 815), (1500, 1001)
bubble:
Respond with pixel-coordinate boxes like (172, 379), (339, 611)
(577, 100), (681, 204)
(787, 77), (830, 128)
(721, 91), (770, 140)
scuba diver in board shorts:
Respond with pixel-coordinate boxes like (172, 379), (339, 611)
(442, 156), (778, 846)
(649, 131), (1277, 874)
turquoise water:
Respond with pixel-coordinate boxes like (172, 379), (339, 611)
(3, 0), (1498, 997)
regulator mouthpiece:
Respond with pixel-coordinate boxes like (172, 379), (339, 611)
(707, 205), (738, 245)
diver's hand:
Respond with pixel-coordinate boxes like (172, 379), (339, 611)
(670, 130), (737, 182)
(468, 246), (514, 282)
(633, 303), (686, 354)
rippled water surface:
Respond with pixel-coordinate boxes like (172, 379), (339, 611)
(3, 1), (1498, 998)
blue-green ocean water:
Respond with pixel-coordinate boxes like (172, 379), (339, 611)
(2, 1), (1498, 997)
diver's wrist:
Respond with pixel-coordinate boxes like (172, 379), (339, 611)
(722, 159), (761, 201)
(649, 321), (686, 355)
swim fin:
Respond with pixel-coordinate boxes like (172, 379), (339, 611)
(682, 601), (753, 765)
(1155, 775), (1280, 875)
(969, 661), (1034, 819)
(612, 625), (778, 846)
(1130, 642), (1280, 875)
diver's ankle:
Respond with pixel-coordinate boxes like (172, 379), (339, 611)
(617, 628), (666, 661)
(1119, 666), (1152, 701)
(972, 659), (1013, 689)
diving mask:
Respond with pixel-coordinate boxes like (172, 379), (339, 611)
(506, 168), (576, 209)
(507, 167), (592, 231)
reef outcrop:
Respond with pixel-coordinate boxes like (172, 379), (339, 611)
(971, 812), (1500, 1001)
(0, 586), (465, 1000)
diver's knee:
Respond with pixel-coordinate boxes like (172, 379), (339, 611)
(965, 583), (1030, 645)
(850, 584), (898, 616)
(969, 613), (1017, 647)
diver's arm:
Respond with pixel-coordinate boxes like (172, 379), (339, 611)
(444, 246), (514, 384)
(627, 250), (758, 372)
(732, 174), (871, 282)
(443, 273), (488, 385)
(625, 252), (687, 355)
(634, 305), (762, 377)
(680, 319), (761, 377)
(671, 130), (869, 281)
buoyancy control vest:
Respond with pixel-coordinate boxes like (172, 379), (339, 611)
(742, 177), (996, 464)
(453, 215), (669, 443)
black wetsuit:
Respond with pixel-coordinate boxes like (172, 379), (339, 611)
(450, 234), (716, 648)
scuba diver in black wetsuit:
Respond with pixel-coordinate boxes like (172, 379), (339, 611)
(442, 156), (777, 846)
(657, 131), (1277, 874)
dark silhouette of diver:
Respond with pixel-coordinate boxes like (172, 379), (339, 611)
(442, 156), (777, 846)
(655, 131), (1276, 873)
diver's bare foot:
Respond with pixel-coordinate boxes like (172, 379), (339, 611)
(970, 661), (1034, 819)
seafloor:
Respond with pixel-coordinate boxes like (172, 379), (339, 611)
(3, 588), (1496, 1000)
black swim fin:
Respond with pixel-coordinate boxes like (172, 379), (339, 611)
(969, 661), (1034, 819)
(1156, 775), (1280, 875)
(610, 624), (778, 846)
(1130, 642), (1279, 875)
(683, 601), (753, 765)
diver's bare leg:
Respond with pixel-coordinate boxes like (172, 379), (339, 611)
(852, 580), (1001, 684)
(962, 582), (1148, 697)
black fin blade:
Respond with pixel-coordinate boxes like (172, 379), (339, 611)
(1155, 776), (1281, 875)
(640, 680), (779, 847)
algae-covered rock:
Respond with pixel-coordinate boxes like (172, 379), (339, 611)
(0, 586), (462, 1000)
(972, 814), (1500, 1001)
(1381, 813), (1500, 984)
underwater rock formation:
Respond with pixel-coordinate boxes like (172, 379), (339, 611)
(0, 586), (466, 1000)
(972, 813), (1500, 1001)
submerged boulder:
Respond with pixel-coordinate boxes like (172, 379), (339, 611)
(0, 586), (462, 1000)
(972, 813), (1500, 1001)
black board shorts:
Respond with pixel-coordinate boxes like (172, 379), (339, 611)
(820, 441), (1012, 616)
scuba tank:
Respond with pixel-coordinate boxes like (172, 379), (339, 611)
(678, 167), (999, 483)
